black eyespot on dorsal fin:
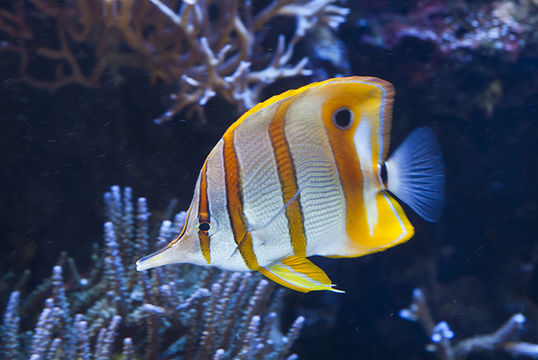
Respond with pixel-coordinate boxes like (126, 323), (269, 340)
(332, 108), (354, 129)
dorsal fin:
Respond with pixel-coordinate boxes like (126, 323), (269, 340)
(223, 78), (364, 138)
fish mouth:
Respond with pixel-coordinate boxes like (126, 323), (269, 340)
(136, 245), (176, 271)
(137, 211), (191, 271)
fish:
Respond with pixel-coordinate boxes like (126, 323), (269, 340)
(136, 76), (444, 293)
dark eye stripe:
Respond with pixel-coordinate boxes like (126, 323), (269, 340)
(198, 222), (210, 232)
(198, 161), (211, 264)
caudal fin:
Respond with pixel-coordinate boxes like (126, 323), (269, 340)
(385, 127), (444, 222)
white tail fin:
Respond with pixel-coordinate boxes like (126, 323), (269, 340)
(385, 127), (444, 222)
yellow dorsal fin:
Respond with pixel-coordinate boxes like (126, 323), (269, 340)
(259, 256), (344, 293)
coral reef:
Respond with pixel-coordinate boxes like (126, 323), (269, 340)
(355, 0), (538, 61)
(0, 0), (349, 123)
(0, 186), (304, 359)
(343, 0), (538, 122)
(399, 288), (538, 359)
(1, 1), (537, 359)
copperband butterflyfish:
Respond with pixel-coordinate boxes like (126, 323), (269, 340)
(136, 76), (445, 293)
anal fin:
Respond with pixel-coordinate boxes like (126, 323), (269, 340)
(259, 256), (344, 293)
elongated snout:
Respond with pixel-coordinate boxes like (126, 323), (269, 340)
(136, 245), (181, 271)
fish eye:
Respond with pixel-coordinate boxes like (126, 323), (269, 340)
(197, 216), (218, 236)
(198, 222), (210, 232)
(332, 108), (354, 129)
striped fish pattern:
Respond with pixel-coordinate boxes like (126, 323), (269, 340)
(137, 76), (445, 293)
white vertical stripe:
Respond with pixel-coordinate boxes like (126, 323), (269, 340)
(354, 117), (378, 236)
(349, 79), (406, 242)
(205, 140), (249, 271)
(283, 93), (347, 256)
(376, 83), (387, 169)
(233, 105), (294, 267)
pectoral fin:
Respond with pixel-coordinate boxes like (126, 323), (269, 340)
(231, 187), (302, 258)
(259, 256), (344, 293)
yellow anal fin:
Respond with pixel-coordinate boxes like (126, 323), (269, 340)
(259, 256), (344, 293)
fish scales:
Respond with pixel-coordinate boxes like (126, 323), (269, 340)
(283, 92), (348, 257)
(233, 101), (294, 267)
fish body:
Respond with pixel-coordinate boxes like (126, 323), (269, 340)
(137, 76), (444, 293)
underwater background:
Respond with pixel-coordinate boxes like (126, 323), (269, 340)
(0, 0), (537, 359)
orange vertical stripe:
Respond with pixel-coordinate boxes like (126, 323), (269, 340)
(319, 80), (393, 248)
(221, 133), (260, 270)
(322, 105), (364, 244)
(268, 99), (307, 257)
(198, 161), (211, 264)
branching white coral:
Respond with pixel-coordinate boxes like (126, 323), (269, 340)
(0, 0), (349, 123)
(400, 288), (538, 360)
